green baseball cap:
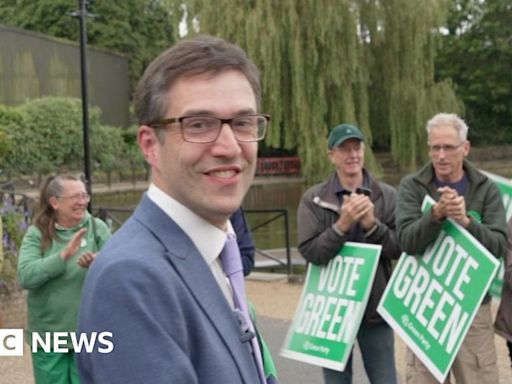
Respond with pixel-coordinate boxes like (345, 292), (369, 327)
(327, 124), (364, 149)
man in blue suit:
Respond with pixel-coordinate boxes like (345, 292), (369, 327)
(77, 35), (271, 383)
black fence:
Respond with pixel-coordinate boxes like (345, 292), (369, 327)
(95, 206), (293, 276)
(244, 209), (291, 275)
(0, 181), (34, 218)
(0, 187), (293, 277)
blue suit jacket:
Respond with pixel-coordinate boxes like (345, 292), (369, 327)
(77, 195), (261, 383)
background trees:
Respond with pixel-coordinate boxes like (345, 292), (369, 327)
(187, 0), (376, 180)
(0, 0), (510, 184)
(360, 0), (464, 170)
(0, 0), (180, 88)
(436, 0), (512, 145)
(189, 0), (463, 180)
(0, 98), (142, 184)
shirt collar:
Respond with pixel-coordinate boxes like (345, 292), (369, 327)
(55, 212), (90, 231)
(334, 177), (347, 195)
(334, 170), (370, 194)
(147, 184), (233, 265)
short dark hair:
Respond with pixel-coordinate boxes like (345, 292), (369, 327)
(134, 35), (261, 126)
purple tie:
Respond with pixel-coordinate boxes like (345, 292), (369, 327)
(221, 233), (266, 384)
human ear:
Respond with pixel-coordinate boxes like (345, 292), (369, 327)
(138, 126), (160, 167)
(49, 196), (59, 210)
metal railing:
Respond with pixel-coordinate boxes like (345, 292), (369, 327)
(255, 157), (301, 176)
(244, 208), (291, 275)
(0, 182), (35, 217)
(0, 181), (293, 277)
(94, 207), (133, 230)
(94, 206), (292, 275)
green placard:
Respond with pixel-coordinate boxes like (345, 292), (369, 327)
(378, 195), (499, 383)
(490, 261), (505, 299)
(481, 171), (512, 222)
(481, 171), (512, 298)
(281, 242), (382, 371)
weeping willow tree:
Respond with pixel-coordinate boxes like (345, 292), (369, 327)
(360, 0), (464, 171)
(182, 0), (463, 183)
(182, 0), (373, 184)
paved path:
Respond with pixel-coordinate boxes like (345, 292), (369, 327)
(254, 247), (305, 270)
(259, 315), (371, 384)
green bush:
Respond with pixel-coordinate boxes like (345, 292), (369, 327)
(0, 105), (23, 171)
(120, 125), (147, 183)
(92, 124), (126, 186)
(6, 97), (98, 174)
(1, 97), (134, 179)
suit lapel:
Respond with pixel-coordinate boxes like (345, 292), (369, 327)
(133, 195), (259, 382)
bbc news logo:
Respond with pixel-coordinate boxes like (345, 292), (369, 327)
(0, 329), (113, 356)
(0, 329), (23, 356)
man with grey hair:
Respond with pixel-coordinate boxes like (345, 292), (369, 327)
(396, 113), (507, 383)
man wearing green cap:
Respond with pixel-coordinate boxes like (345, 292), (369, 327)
(298, 123), (401, 383)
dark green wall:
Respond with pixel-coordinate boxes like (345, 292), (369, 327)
(0, 24), (130, 127)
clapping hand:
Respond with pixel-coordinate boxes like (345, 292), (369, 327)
(77, 252), (96, 268)
(433, 187), (470, 227)
(60, 228), (87, 261)
(336, 192), (375, 232)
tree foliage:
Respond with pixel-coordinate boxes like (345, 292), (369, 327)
(5, 97), (87, 175)
(86, 0), (182, 88)
(0, 105), (22, 168)
(5, 1), (507, 182)
(91, 124), (126, 187)
(186, 0), (375, 183)
(436, 0), (512, 144)
(120, 125), (148, 184)
(0, 0), (182, 89)
(360, 0), (464, 170)
(0, 97), (130, 180)
(186, 0), (463, 182)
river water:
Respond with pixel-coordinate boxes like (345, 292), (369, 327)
(94, 179), (305, 250)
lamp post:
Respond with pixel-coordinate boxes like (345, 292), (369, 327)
(71, 0), (94, 210)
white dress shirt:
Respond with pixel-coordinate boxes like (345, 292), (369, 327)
(147, 184), (234, 307)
